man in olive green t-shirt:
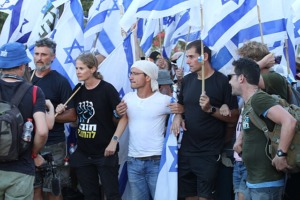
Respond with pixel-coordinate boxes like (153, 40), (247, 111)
(229, 58), (296, 199)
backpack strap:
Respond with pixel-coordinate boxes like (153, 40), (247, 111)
(32, 85), (37, 105)
(10, 83), (33, 107)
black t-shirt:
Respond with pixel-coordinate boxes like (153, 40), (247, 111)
(31, 70), (74, 145)
(178, 71), (238, 156)
(0, 80), (45, 175)
(73, 80), (121, 157)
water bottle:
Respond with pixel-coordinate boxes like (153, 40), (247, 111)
(22, 118), (33, 142)
(69, 143), (76, 155)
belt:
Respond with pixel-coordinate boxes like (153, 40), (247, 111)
(135, 155), (161, 161)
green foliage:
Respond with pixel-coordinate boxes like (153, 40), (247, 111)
(0, 13), (8, 32)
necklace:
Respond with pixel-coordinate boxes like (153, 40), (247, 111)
(1, 74), (23, 81)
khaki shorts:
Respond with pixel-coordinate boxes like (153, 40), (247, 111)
(0, 170), (34, 200)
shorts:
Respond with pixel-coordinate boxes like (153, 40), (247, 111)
(34, 142), (70, 192)
(0, 170), (34, 200)
(233, 161), (249, 199)
(178, 154), (221, 199)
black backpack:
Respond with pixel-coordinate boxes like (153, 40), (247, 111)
(0, 83), (36, 162)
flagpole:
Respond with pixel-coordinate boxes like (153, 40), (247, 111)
(158, 19), (163, 54)
(118, 3), (127, 38)
(132, 19), (141, 61)
(200, 2), (205, 93)
(54, 83), (82, 117)
(257, 4), (264, 44)
(285, 38), (291, 74)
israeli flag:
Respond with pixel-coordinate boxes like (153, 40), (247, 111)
(47, 0), (84, 88)
(201, 0), (257, 51)
(154, 98), (178, 200)
(0, 0), (48, 45)
(84, 0), (129, 57)
(120, 0), (197, 32)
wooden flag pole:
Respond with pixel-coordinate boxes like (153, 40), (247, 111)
(158, 19), (163, 54)
(30, 69), (36, 82)
(257, 5), (264, 44)
(285, 38), (291, 75)
(200, 2), (205, 93)
(55, 84), (82, 117)
(118, 3), (127, 38)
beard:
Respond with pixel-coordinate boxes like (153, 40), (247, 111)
(35, 62), (51, 71)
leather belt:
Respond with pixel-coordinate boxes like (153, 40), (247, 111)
(135, 155), (161, 161)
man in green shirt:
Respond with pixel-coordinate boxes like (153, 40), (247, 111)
(229, 58), (296, 199)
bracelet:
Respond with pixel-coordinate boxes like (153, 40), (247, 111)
(113, 110), (121, 119)
(31, 152), (38, 159)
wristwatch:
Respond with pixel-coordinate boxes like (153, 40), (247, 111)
(276, 149), (287, 157)
(209, 106), (217, 114)
(113, 110), (121, 119)
(112, 135), (119, 142)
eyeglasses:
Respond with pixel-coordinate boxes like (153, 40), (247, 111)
(227, 73), (239, 80)
(129, 72), (146, 76)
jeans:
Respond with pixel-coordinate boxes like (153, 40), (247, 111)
(233, 161), (249, 200)
(127, 156), (160, 200)
(249, 186), (284, 200)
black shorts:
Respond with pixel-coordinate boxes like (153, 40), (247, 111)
(178, 154), (221, 199)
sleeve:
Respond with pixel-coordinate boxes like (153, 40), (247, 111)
(252, 92), (277, 117)
(106, 82), (121, 111)
(59, 78), (75, 109)
(34, 86), (46, 114)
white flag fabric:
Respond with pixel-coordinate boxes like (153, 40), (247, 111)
(154, 100), (178, 200)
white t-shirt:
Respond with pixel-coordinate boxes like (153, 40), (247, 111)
(123, 91), (172, 157)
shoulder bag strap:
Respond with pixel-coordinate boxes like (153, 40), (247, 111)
(11, 83), (32, 107)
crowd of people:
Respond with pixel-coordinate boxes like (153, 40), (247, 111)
(0, 38), (300, 200)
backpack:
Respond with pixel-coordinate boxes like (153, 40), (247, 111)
(0, 83), (37, 162)
(287, 83), (300, 106)
(244, 91), (300, 173)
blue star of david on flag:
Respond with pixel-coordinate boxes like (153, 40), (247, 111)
(106, 0), (118, 17)
(63, 39), (84, 65)
(96, 0), (105, 11)
(168, 145), (178, 172)
(222, 0), (239, 5)
(19, 18), (28, 33)
(163, 16), (176, 26)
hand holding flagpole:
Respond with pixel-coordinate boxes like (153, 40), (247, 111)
(55, 83), (82, 117)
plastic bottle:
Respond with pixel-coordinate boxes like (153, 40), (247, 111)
(69, 143), (76, 155)
(22, 118), (33, 142)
